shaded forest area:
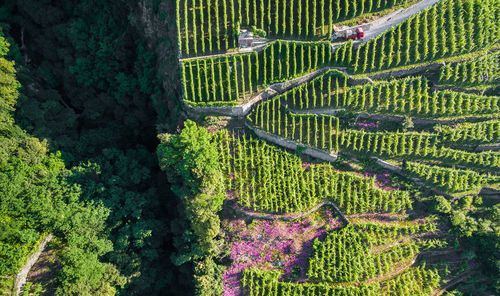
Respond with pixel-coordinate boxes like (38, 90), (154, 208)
(1, 0), (191, 295)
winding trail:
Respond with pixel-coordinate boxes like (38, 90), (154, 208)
(234, 201), (349, 224)
(331, 0), (440, 50)
(431, 269), (477, 296)
(347, 212), (407, 221)
(368, 258), (417, 283)
(179, 40), (271, 62)
(245, 123), (338, 162)
(371, 232), (438, 254)
(184, 66), (350, 118)
(15, 234), (53, 296)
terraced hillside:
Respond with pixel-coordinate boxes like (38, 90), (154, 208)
(176, 0), (419, 57)
(163, 0), (500, 295)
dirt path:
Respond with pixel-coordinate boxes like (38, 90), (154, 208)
(370, 232), (437, 254)
(15, 234), (53, 296)
(185, 66), (349, 118)
(369, 258), (416, 283)
(234, 201), (349, 224)
(431, 269), (476, 296)
(347, 212), (407, 221)
(179, 40), (271, 61)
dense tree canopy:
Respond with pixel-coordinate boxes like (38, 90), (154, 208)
(157, 120), (225, 295)
(0, 0), (182, 294)
(0, 32), (126, 295)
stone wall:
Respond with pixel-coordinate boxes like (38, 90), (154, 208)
(479, 187), (500, 198)
(367, 62), (444, 81)
(289, 108), (346, 116)
(185, 67), (349, 118)
(476, 143), (500, 152)
(370, 157), (402, 173)
(246, 124), (338, 162)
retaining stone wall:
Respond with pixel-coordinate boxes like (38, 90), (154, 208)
(246, 124), (338, 162)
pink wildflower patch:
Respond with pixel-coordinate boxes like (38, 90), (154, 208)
(207, 126), (219, 133)
(222, 218), (337, 295)
(358, 122), (378, 128)
(364, 172), (398, 190)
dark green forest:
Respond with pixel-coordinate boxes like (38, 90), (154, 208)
(0, 0), (191, 295)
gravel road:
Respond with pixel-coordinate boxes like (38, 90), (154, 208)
(362, 0), (441, 41)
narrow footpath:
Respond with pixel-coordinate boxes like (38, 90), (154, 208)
(15, 234), (53, 296)
(234, 201), (349, 224)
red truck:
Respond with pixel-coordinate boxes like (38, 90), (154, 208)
(346, 27), (364, 39)
(332, 27), (365, 40)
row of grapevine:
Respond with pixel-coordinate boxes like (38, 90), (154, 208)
(339, 77), (500, 117)
(280, 69), (350, 110)
(182, 52), (258, 104)
(403, 161), (495, 193)
(340, 130), (500, 171)
(242, 268), (382, 296)
(382, 265), (441, 296)
(341, 129), (500, 171)
(176, 0), (413, 57)
(182, 40), (332, 105)
(435, 120), (500, 144)
(258, 73), (500, 118)
(355, 222), (437, 247)
(177, 0), (237, 57)
(212, 130), (412, 214)
(341, 130), (439, 157)
(249, 96), (341, 152)
(241, 243), (441, 296)
(307, 224), (434, 283)
(439, 52), (500, 85)
(258, 40), (332, 85)
(333, 0), (500, 73)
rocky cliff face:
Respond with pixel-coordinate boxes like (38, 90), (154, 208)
(132, 0), (183, 130)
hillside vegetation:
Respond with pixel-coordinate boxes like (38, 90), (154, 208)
(170, 0), (500, 295)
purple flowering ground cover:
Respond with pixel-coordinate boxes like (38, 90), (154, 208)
(364, 172), (399, 191)
(222, 212), (341, 296)
(357, 122), (379, 129)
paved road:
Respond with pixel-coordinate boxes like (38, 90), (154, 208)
(362, 0), (441, 41)
(183, 0), (442, 60)
(331, 0), (441, 51)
